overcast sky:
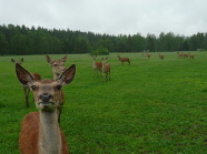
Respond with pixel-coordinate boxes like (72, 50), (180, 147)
(0, 0), (206, 36)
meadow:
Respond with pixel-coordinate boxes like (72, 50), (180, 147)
(1, 52), (207, 153)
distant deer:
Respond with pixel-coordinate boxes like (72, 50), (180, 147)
(183, 53), (189, 58)
(189, 54), (195, 59)
(16, 63), (76, 154)
(159, 54), (165, 60)
(46, 55), (68, 122)
(177, 52), (184, 58)
(146, 53), (151, 59)
(117, 55), (130, 64)
(101, 57), (111, 80)
(92, 56), (103, 75)
(46, 55), (67, 80)
(11, 58), (41, 107)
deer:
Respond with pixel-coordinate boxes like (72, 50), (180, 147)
(46, 55), (68, 122)
(146, 53), (151, 59)
(177, 52), (184, 58)
(11, 58), (41, 107)
(16, 63), (76, 154)
(117, 55), (130, 64)
(92, 56), (102, 75)
(159, 54), (165, 60)
(46, 55), (67, 80)
(101, 57), (111, 80)
(183, 53), (189, 58)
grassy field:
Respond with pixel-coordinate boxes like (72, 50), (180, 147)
(1, 52), (207, 153)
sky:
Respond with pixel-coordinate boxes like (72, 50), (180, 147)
(0, 0), (206, 36)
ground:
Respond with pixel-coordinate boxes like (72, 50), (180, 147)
(1, 52), (207, 153)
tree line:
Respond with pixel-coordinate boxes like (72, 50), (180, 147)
(0, 24), (207, 55)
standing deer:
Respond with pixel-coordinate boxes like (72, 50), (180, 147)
(159, 54), (165, 60)
(117, 55), (130, 64)
(11, 58), (41, 107)
(92, 56), (102, 75)
(101, 57), (111, 80)
(16, 63), (76, 154)
(46, 55), (68, 122)
(46, 55), (67, 80)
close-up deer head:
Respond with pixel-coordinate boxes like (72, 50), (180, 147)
(16, 63), (76, 112)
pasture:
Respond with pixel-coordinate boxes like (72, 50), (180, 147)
(1, 52), (207, 153)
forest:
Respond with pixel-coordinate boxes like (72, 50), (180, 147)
(0, 24), (207, 55)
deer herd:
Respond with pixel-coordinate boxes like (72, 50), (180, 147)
(10, 52), (195, 154)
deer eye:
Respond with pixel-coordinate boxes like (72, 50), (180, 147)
(31, 85), (38, 91)
(55, 85), (61, 90)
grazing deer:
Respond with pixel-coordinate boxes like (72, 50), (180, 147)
(101, 57), (111, 80)
(11, 58), (41, 107)
(117, 55), (130, 64)
(92, 56), (102, 75)
(46, 55), (67, 80)
(16, 63), (76, 154)
(159, 54), (165, 60)
(46, 55), (68, 122)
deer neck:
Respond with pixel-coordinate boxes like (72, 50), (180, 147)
(39, 110), (62, 154)
(52, 70), (60, 80)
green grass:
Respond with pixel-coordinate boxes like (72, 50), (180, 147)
(1, 52), (207, 153)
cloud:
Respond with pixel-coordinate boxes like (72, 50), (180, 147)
(0, 0), (206, 36)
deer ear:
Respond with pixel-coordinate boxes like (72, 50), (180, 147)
(46, 55), (52, 64)
(15, 64), (34, 85)
(58, 64), (76, 86)
(11, 58), (15, 63)
(21, 58), (24, 62)
(61, 56), (67, 62)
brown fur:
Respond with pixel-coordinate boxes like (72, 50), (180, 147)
(19, 112), (69, 154)
(32, 73), (41, 81)
(102, 58), (111, 80)
(95, 62), (102, 72)
(117, 55), (130, 64)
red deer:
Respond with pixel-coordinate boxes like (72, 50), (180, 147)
(101, 57), (111, 80)
(92, 56), (102, 75)
(46, 55), (67, 80)
(11, 58), (41, 107)
(159, 54), (165, 60)
(16, 63), (76, 154)
(117, 55), (130, 64)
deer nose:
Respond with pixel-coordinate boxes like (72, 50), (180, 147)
(39, 93), (51, 102)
